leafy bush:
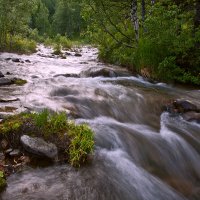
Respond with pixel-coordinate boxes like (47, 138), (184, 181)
(11, 35), (37, 54)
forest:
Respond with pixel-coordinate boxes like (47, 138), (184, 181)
(1, 1), (200, 198)
(0, 0), (200, 85)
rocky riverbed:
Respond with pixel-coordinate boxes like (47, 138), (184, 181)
(0, 45), (200, 200)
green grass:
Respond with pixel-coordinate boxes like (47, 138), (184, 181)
(53, 44), (62, 55)
(9, 35), (36, 54)
(44, 35), (72, 50)
(0, 110), (95, 167)
(68, 123), (94, 167)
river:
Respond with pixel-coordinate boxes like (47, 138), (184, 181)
(0, 45), (200, 200)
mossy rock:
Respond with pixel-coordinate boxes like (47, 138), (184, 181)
(13, 79), (27, 86)
(0, 171), (7, 191)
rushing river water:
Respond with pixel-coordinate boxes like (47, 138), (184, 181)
(0, 46), (200, 200)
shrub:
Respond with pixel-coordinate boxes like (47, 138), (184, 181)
(11, 35), (37, 54)
(53, 44), (62, 55)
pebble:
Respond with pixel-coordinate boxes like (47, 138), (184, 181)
(9, 149), (20, 157)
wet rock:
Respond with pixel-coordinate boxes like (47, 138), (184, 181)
(0, 106), (17, 113)
(5, 58), (11, 61)
(182, 111), (200, 123)
(60, 55), (66, 59)
(25, 59), (31, 63)
(6, 72), (11, 75)
(173, 100), (198, 113)
(82, 68), (117, 78)
(0, 153), (5, 160)
(65, 52), (72, 56)
(9, 149), (20, 157)
(0, 78), (13, 86)
(5, 149), (13, 155)
(81, 67), (131, 78)
(190, 187), (200, 200)
(31, 75), (39, 79)
(0, 98), (19, 103)
(74, 53), (82, 57)
(12, 58), (20, 63)
(0, 71), (4, 78)
(163, 100), (200, 124)
(1, 140), (9, 150)
(54, 73), (80, 78)
(80, 62), (88, 64)
(20, 135), (58, 160)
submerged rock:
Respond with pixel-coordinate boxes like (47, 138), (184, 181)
(0, 71), (4, 78)
(163, 99), (200, 124)
(20, 135), (58, 160)
(182, 111), (200, 123)
(81, 68), (116, 78)
(0, 78), (13, 86)
(54, 73), (80, 78)
(173, 100), (198, 113)
(74, 53), (82, 57)
(25, 59), (31, 63)
(12, 58), (20, 63)
(81, 67), (131, 78)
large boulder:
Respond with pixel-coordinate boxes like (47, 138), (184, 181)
(20, 135), (58, 160)
(81, 67), (131, 78)
(163, 100), (200, 124)
(173, 100), (198, 113)
(12, 58), (20, 63)
(81, 68), (116, 78)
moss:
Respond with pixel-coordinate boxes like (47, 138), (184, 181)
(0, 106), (17, 113)
(0, 171), (6, 191)
(13, 79), (27, 86)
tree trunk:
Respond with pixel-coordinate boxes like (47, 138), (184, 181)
(195, 0), (200, 29)
(131, 0), (139, 42)
(142, 0), (146, 23)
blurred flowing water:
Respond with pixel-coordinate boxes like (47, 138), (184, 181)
(0, 45), (200, 200)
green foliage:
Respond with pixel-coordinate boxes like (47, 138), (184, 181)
(13, 79), (27, 86)
(52, 0), (86, 38)
(0, 171), (6, 191)
(53, 44), (62, 55)
(6, 35), (36, 54)
(83, 0), (200, 85)
(32, 109), (67, 136)
(30, 0), (51, 36)
(0, 110), (95, 167)
(68, 123), (94, 167)
(0, 0), (36, 51)
(0, 117), (22, 135)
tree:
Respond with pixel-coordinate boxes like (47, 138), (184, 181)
(0, 0), (36, 50)
(30, 0), (51, 35)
